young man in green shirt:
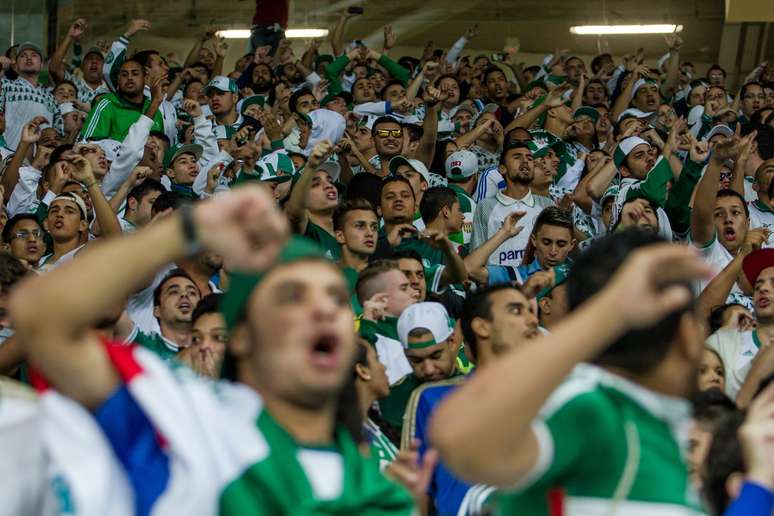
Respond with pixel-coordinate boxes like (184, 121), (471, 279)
(12, 186), (420, 514)
(430, 230), (712, 515)
(129, 268), (201, 359)
(286, 140), (342, 260)
(333, 198), (379, 314)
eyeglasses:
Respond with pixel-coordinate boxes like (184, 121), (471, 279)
(375, 129), (403, 138)
(12, 229), (43, 240)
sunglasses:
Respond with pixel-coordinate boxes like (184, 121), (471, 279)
(375, 129), (403, 138)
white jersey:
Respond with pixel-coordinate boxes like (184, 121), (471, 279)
(705, 329), (762, 400)
(471, 190), (553, 267)
(748, 200), (774, 248)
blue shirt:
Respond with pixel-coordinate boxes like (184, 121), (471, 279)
(516, 259), (543, 281)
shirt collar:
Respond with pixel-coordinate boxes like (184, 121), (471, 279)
(496, 189), (535, 207)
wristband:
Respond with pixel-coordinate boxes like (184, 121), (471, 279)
(178, 204), (202, 256)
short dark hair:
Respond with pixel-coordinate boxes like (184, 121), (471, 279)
(703, 410), (745, 515)
(499, 141), (532, 165)
(590, 53), (613, 74)
(379, 79), (407, 100)
(153, 268), (198, 308)
(0, 252), (28, 294)
(345, 173), (382, 211)
(151, 192), (186, 216)
(2, 213), (41, 244)
(289, 87), (314, 114)
(132, 50), (160, 69)
(708, 303), (746, 334)
(460, 283), (522, 361)
(482, 66), (506, 83)
(121, 57), (147, 75)
(54, 79), (79, 93)
(419, 186), (458, 224)
(754, 125), (774, 160)
(391, 248), (423, 265)
(750, 106), (774, 127)
(533, 206), (572, 236)
(403, 124), (424, 142)
(716, 189), (750, 218)
(371, 116), (402, 136)
(128, 178), (166, 204)
(567, 230), (695, 374)
(741, 81), (763, 100)
(333, 198), (377, 232)
(691, 387), (737, 426)
(379, 176), (415, 204)
(707, 64), (727, 78)
(192, 293), (222, 325)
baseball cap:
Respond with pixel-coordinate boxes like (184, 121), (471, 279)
(389, 156), (430, 184)
(526, 139), (566, 159)
(614, 136), (650, 168)
(573, 106), (600, 123)
(204, 76), (238, 95)
(617, 108), (655, 124)
(17, 42), (43, 58)
(163, 143), (203, 169)
(315, 160), (342, 183)
(449, 100), (478, 118)
(83, 47), (103, 60)
(705, 124), (734, 141)
(320, 90), (353, 108)
(52, 192), (88, 220)
(445, 150), (479, 180)
(397, 302), (455, 350)
(743, 248), (774, 286)
(238, 95), (266, 114)
(92, 139), (122, 162)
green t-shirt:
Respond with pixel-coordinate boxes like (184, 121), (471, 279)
(379, 374), (422, 430)
(497, 364), (703, 515)
(341, 266), (363, 316)
(220, 409), (414, 515)
(395, 237), (446, 268)
(304, 222), (342, 261)
(129, 327), (179, 360)
(447, 183), (476, 254)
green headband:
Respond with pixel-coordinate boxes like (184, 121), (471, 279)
(406, 338), (439, 350)
(220, 236), (326, 330)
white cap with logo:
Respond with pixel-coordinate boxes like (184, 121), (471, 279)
(445, 150), (479, 181)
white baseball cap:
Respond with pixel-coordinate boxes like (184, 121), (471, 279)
(613, 136), (650, 168)
(445, 150), (479, 180)
(705, 124), (734, 141)
(397, 302), (455, 350)
(389, 156), (430, 184)
(316, 160), (342, 183)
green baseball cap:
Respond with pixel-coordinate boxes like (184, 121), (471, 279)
(220, 236), (326, 330)
(204, 75), (238, 95)
(163, 143), (203, 169)
(239, 95), (266, 114)
(573, 106), (600, 123)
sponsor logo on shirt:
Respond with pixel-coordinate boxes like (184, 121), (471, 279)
(498, 249), (524, 264)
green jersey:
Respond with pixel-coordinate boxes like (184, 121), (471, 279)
(497, 364), (703, 516)
(128, 326), (179, 360)
(220, 410), (414, 515)
(448, 183), (476, 254)
(341, 266), (363, 316)
(364, 418), (399, 472)
(304, 222), (342, 261)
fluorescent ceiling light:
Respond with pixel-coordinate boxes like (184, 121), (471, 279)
(570, 24), (683, 35)
(217, 28), (329, 39)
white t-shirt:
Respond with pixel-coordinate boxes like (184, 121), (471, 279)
(471, 190), (553, 267)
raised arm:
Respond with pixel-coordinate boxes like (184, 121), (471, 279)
(660, 34), (683, 101)
(413, 86), (444, 167)
(504, 85), (569, 132)
(285, 140), (333, 234)
(464, 212), (525, 283)
(690, 135), (743, 247)
(1, 120), (42, 202)
(11, 186), (288, 409)
(70, 155), (121, 237)
(50, 18), (88, 84)
(429, 245), (711, 486)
